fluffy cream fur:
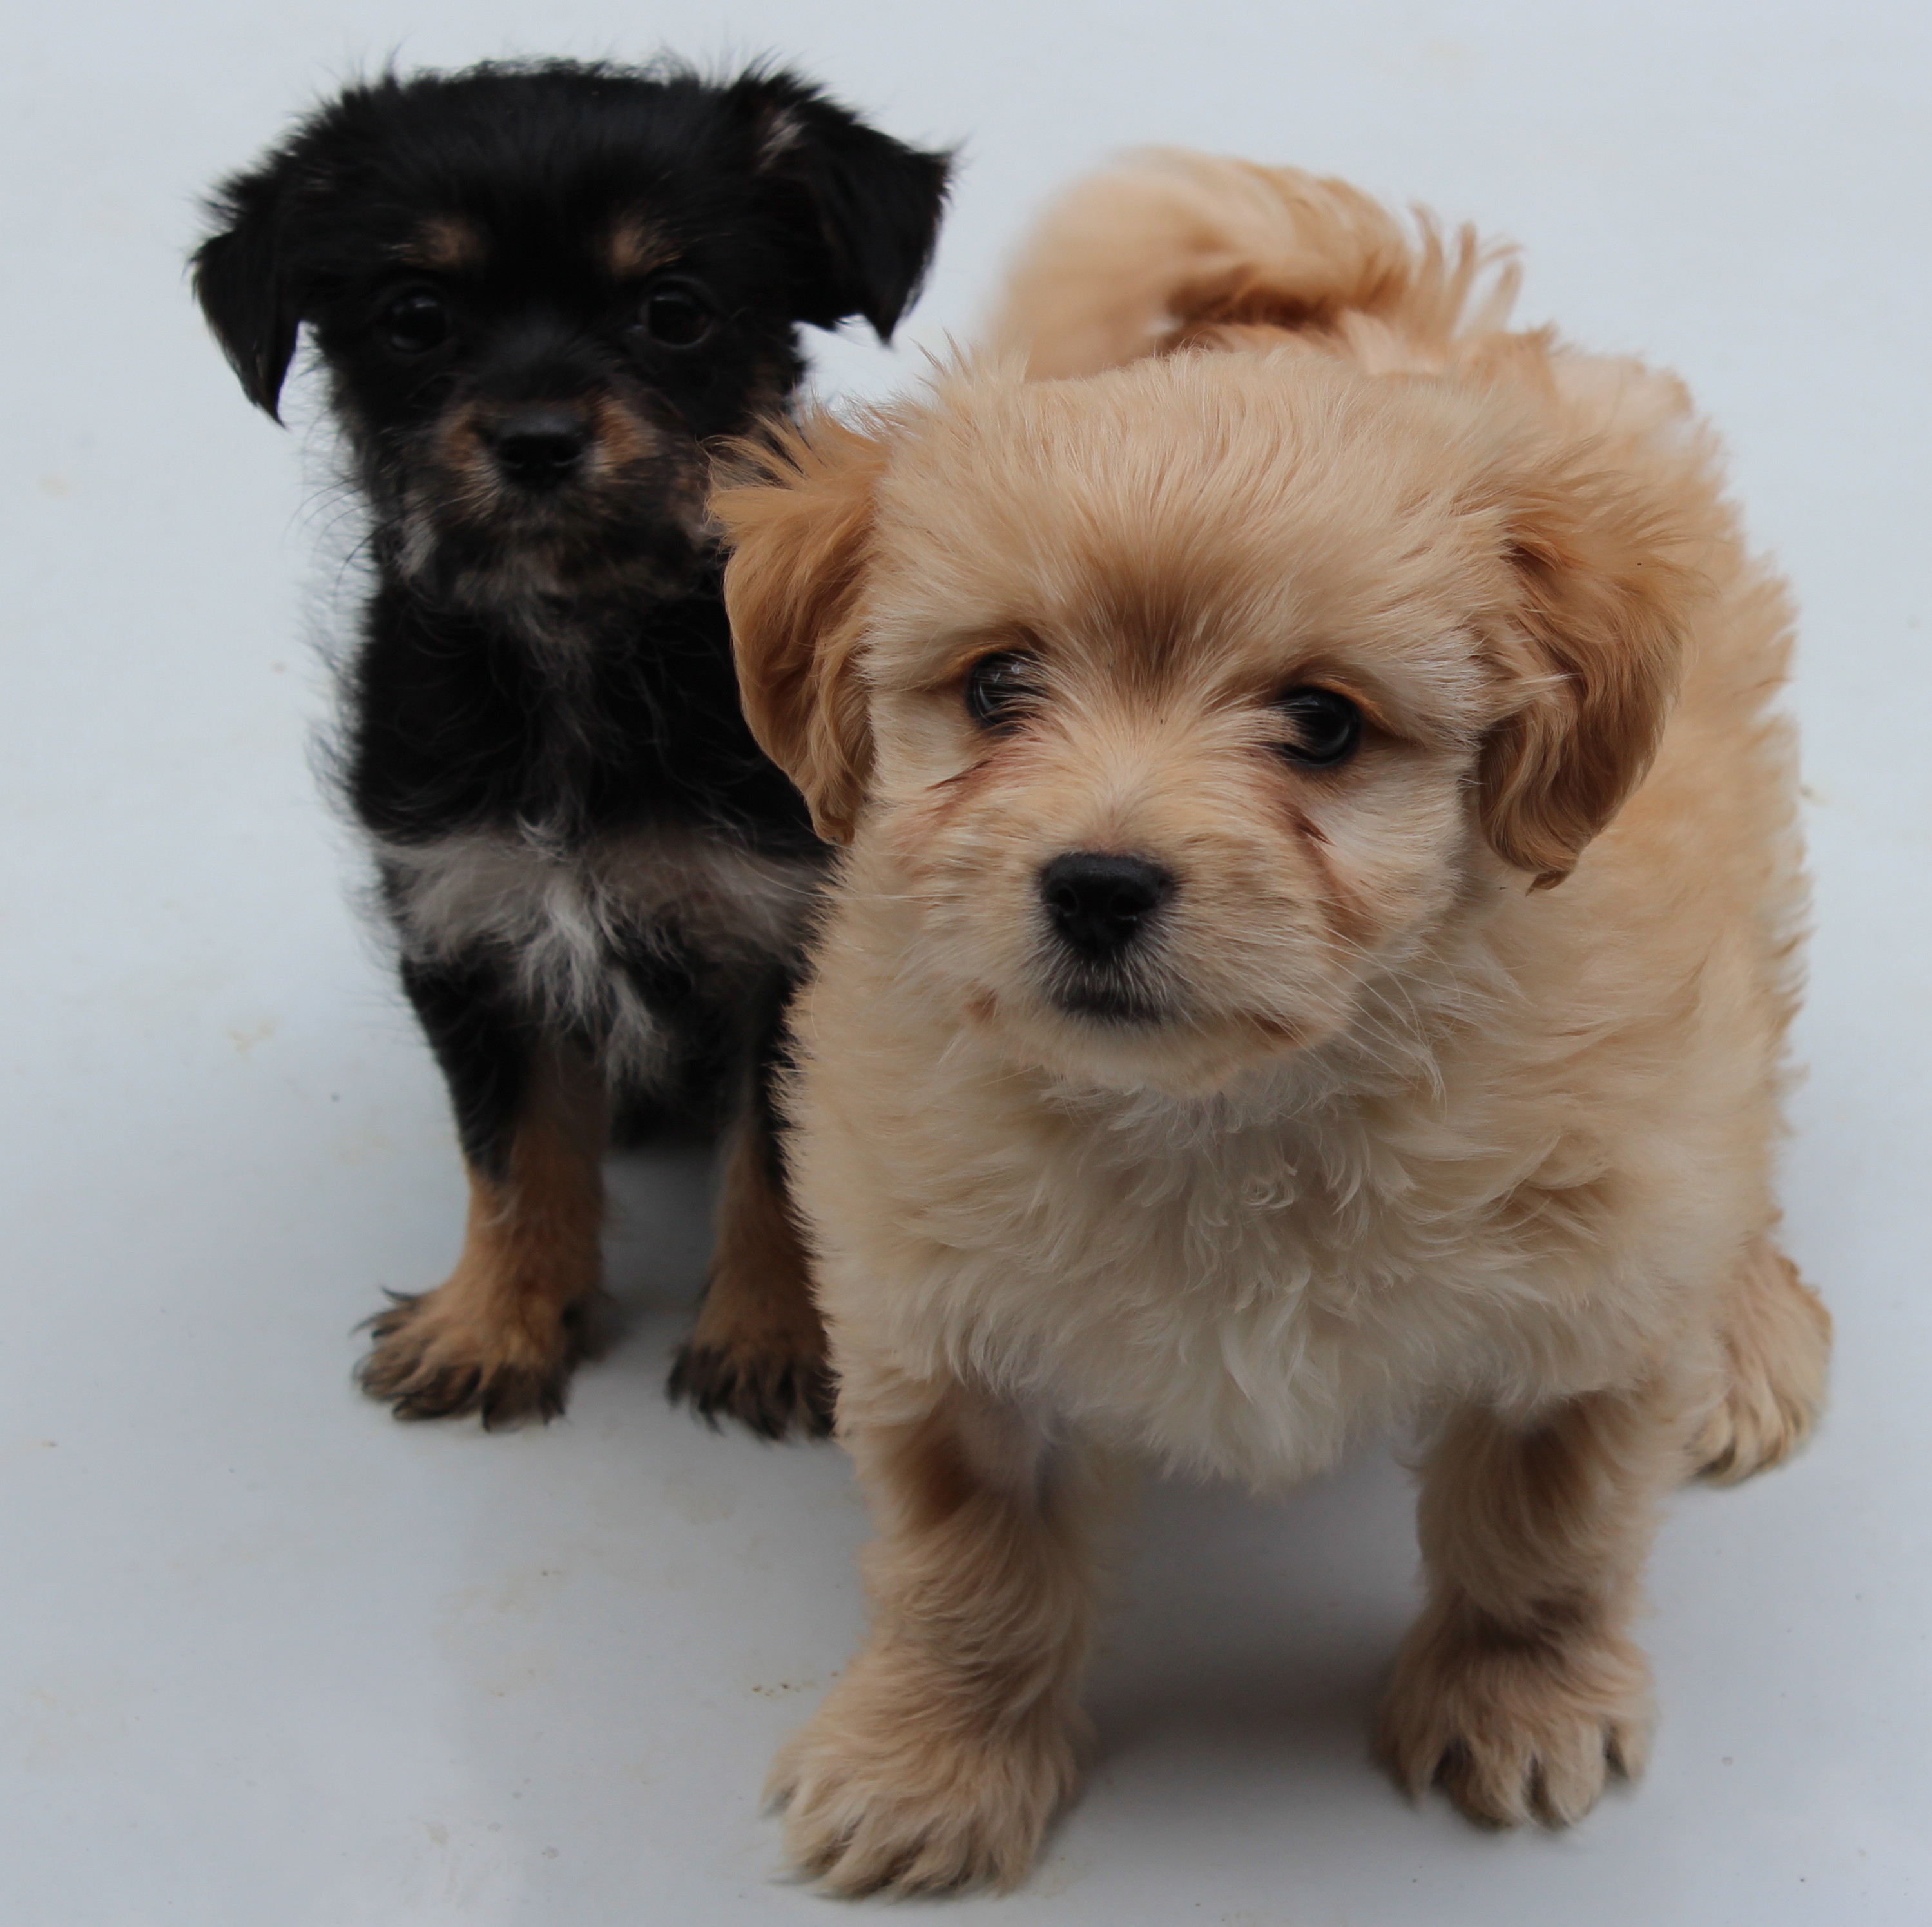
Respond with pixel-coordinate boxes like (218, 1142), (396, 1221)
(715, 149), (1831, 1895)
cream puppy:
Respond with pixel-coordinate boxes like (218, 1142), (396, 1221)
(715, 151), (1831, 1896)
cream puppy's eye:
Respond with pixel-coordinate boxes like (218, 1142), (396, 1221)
(1275, 686), (1362, 768)
(965, 652), (1041, 730)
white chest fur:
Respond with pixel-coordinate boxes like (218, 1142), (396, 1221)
(375, 823), (822, 1082)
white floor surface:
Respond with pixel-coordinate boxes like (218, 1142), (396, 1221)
(4, 3), (1929, 1922)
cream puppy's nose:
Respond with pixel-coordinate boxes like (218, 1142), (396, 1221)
(1038, 853), (1174, 959)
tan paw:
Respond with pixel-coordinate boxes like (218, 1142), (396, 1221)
(356, 1284), (606, 1428)
(666, 1332), (835, 1440)
(1694, 1248), (1831, 1486)
(668, 1254), (835, 1441)
(1377, 1610), (1653, 1828)
(769, 1660), (1079, 1896)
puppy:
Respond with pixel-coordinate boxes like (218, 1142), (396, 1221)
(715, 150), (1832, 1891)
(193, 61), (949, 1434)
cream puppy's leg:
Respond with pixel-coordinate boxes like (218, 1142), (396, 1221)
(771, 1370), (1103, 1896)
(1377, 1376), (1696, 1827)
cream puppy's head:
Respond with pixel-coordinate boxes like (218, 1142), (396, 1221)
(718, 352), (1697, 1095)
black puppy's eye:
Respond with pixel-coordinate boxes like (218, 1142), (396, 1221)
(635, 285), (715, 349)
(965, 652), (1041, 731)
(381, 290), (450, 355)
(1275, 686), (1363, 768)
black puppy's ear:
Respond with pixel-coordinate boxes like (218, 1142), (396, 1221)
(191, 157), (308, 420)
(729, 69), (952, 342)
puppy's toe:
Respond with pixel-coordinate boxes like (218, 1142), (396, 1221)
(667, 1336), (835, 1441)
(1377, 1613), (1652, 1830)
(357, 1287), (604, 1428)
(1694, 1250), (1831, 1486)
(769, 1672), (1076, 1897)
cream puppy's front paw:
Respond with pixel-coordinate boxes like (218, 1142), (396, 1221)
(1375, 1608), (1654, 1828)
(1694, 1241), (1832, 1486)
(769, 1656), (1080, 1897)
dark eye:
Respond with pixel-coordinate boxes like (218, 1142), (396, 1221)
(635, 284), (715, 349)
(1275, 686), (1362, 768)
(965, 652), (1041, 731)
(380, 289), (450, 355)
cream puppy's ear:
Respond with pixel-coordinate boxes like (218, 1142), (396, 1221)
(716, 416), (891, 844)
(1479, 456), (1705, 889)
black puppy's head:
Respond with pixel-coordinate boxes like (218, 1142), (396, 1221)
(193, 61), (951, 606)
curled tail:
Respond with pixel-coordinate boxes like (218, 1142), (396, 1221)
(988, 148), (1519, 380)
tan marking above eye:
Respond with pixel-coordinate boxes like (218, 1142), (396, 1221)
(606, 215), (681, 280)
(394, 217), (484, 273)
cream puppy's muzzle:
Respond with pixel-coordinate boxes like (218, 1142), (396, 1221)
(874, 663), (1449, 1092)
(1034, 849), (1174, 1020)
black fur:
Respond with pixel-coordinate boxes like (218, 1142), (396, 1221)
(396, 950), (535, 1182)
(194, 59), (949, 1428)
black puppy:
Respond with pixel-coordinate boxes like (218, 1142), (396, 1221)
(194, 61), (949, 1435)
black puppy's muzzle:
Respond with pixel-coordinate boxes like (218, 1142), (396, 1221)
(479, 403), (592, 490)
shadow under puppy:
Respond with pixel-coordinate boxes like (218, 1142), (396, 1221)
(193, 61), (949, 1435)
(716, 150), (1832, 1891)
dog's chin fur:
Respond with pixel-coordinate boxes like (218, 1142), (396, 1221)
(719, 150), (1831, 1896)
(950, 974), (1335, 1101)
(983, 1010), (1271, 1103)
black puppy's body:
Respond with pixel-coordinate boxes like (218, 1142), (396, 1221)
(195, 61), (948, 1433)
(358, 568), (814, 1156)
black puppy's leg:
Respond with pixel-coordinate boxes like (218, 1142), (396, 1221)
(669, 974), (833, 1440)
(360, 956), (609, 1426)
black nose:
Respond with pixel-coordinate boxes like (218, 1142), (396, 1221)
(485, 406), (589, 485)
(1039, 853), (1174, 958)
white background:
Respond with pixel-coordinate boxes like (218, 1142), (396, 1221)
(3, 3), (1929, 1921)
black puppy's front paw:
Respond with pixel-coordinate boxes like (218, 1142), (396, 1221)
(357, 1287), (607, 1429)
(667, 1335), (836, 1441)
